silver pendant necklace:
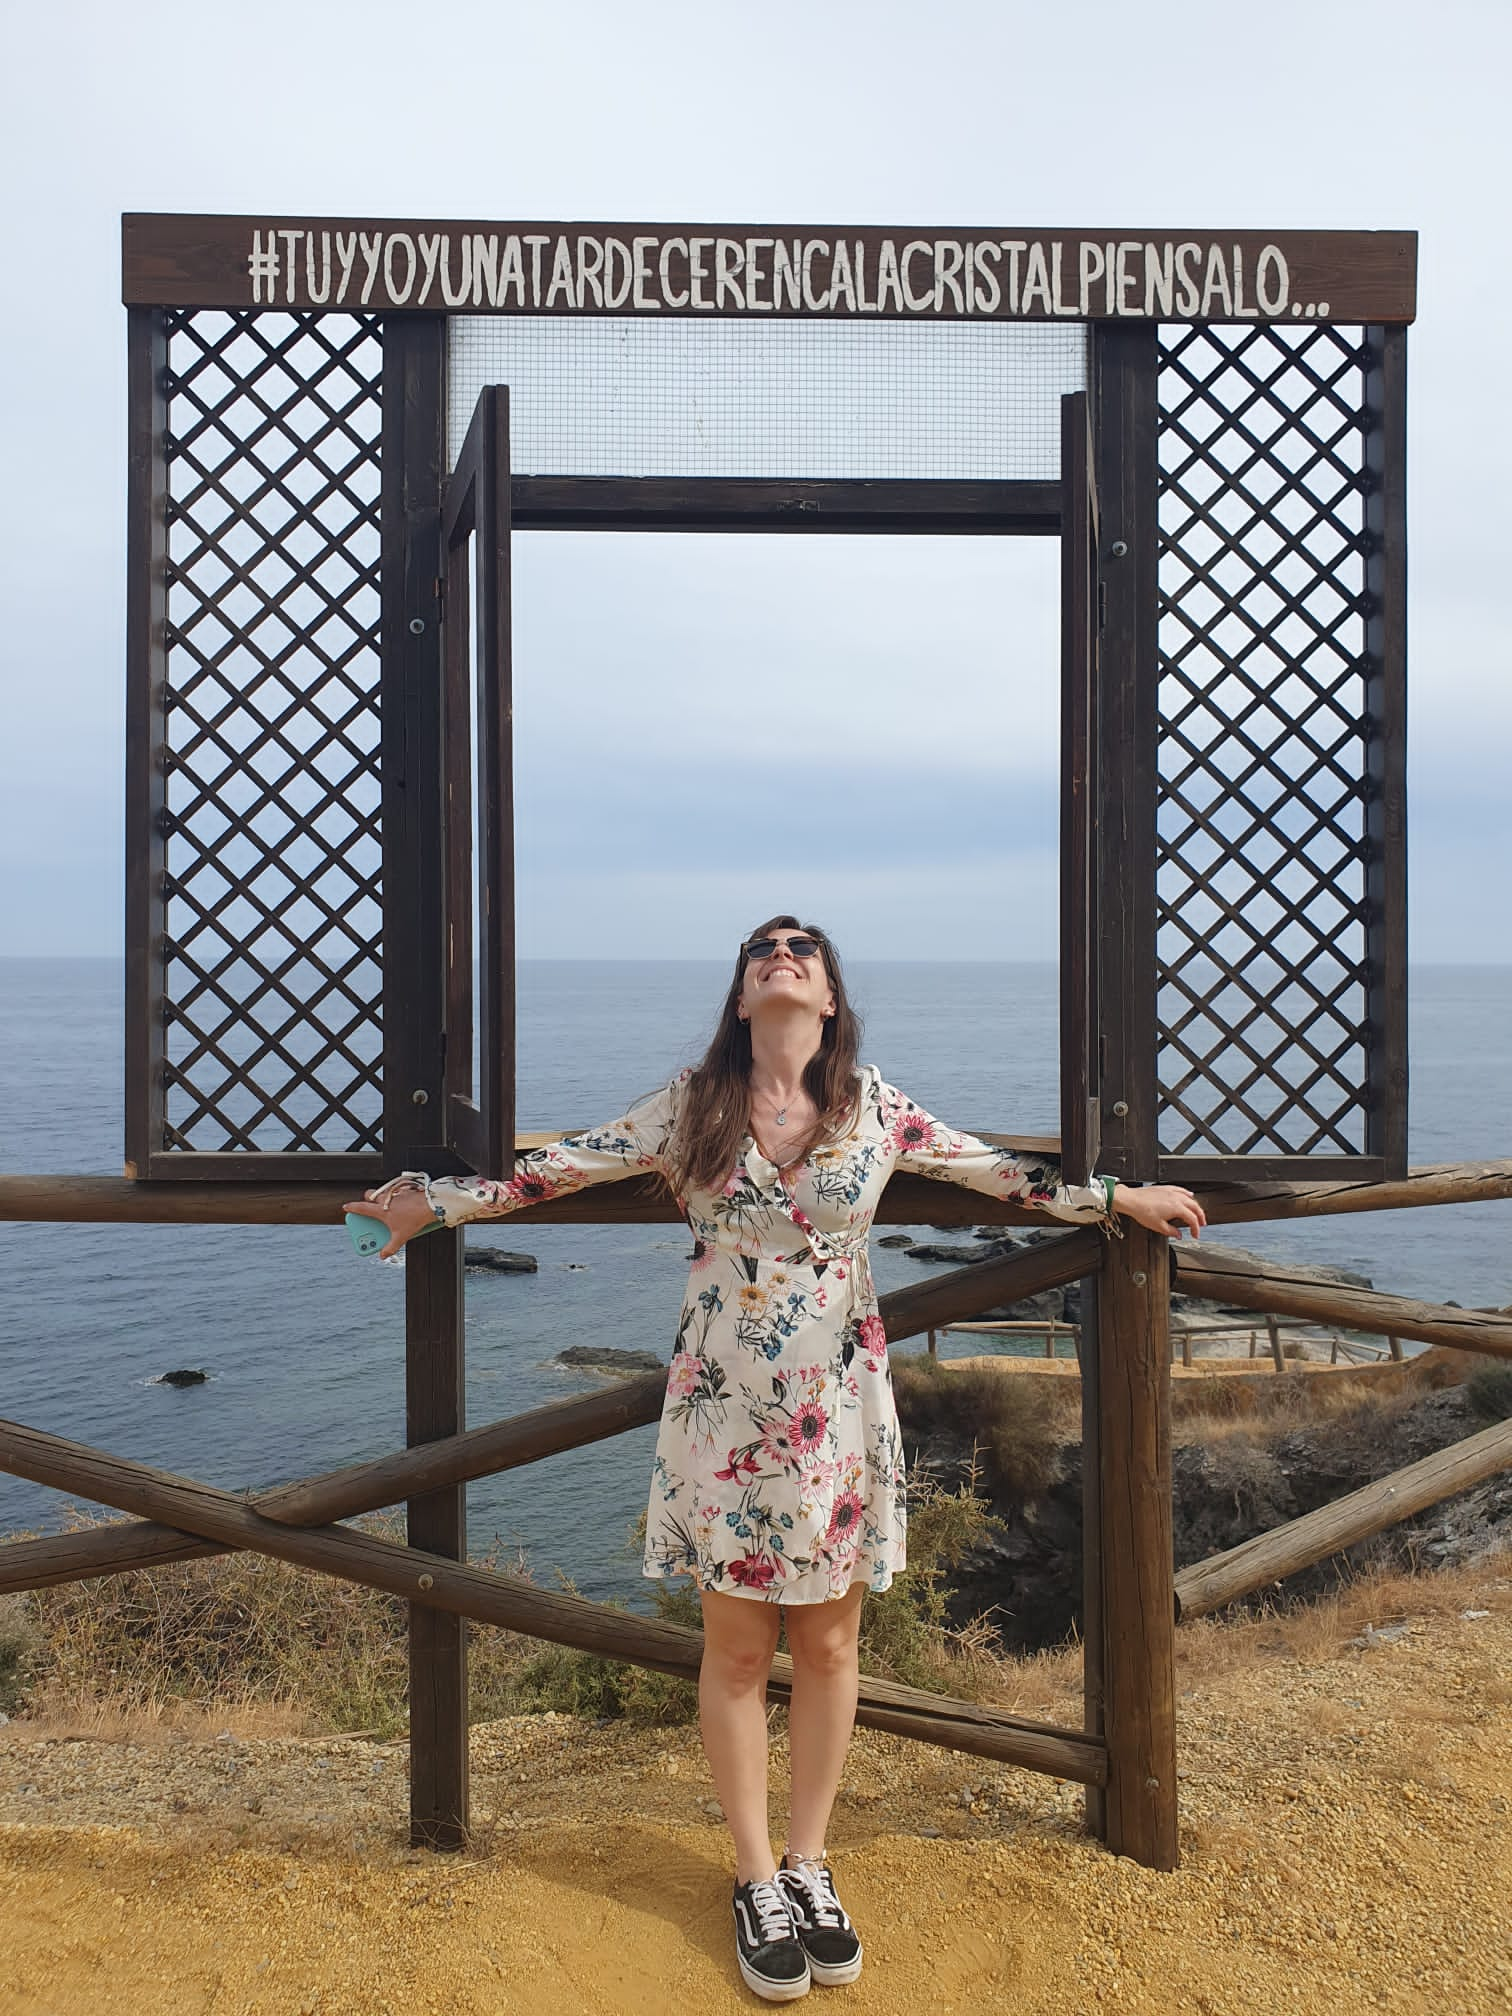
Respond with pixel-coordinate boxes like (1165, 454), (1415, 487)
(774, 1107), (788, 1127)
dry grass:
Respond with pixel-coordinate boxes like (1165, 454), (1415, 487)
(891, 1352), (1080, 1493)
(4, 1510), (568, 1738)
(892, 1342), (1481, 1462)
(947, 1548), (1512, 1722)
(1169, 1549), (1510, 1688)
(1168, 1345), (1472, 1443)
(13, 1690), (317, 1746)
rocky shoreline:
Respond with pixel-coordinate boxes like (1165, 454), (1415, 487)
(899, 1362), (1512, 1652)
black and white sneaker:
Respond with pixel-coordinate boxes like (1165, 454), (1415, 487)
(777, 1857), (864, 1986)
(732, 1875), (811, 2001)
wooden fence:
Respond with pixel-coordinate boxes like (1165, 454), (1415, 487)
(0, 1157), (1508, 1872)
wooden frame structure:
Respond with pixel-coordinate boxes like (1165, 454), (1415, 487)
(0, 214), (1443, 1875)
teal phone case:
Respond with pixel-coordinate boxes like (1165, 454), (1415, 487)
(345, 1210), (440, 1258)
(345, 1212), (387, 1258)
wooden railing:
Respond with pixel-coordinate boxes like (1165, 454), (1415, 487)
(0, 1155), (1507, 1871)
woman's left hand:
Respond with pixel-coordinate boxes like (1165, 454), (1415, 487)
(1112, 1183), (1206, 1240)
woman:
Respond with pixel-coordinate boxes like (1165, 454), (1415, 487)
(346, 915), (1204, 2002)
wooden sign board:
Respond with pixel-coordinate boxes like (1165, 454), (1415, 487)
(123, 215), (1417, 323)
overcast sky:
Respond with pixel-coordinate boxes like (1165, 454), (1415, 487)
(1, 0), (1507, 962)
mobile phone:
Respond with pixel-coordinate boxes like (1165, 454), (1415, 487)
(345, 1212), (389, 1258)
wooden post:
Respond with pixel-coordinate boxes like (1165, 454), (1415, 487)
(1088, 1227), (1178, 1869)
(1080, 1259), (1106, 1843)
(1266, 1315), (1284, 1372)
(1388, 1335), (1404, 1361)
(406, 1232), (469, 1849)
(381, 314), (468, 1850)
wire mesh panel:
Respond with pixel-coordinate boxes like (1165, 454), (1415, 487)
(446, 316), (1086, 478)
(1155, 323), (1380, 1162)
(156, 309), (384, 1157)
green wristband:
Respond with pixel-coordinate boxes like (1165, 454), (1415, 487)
(1100, 1175), (1118, 1216)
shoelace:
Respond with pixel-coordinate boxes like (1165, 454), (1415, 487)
(746, 1878), (795, 1944)
(783, 1858), (845, 1929)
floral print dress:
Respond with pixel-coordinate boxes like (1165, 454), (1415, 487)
(415, 1064), (1114, 1607)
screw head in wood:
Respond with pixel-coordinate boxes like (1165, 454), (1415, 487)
(412, 1089), (429, 1105)
(1112, 1100), (1129, 1117)
(1110, 540), (1129, 558)
(409, 617), (426, 635)
(417, 1573), (434, 1590)
(1132, 1271), (1148, 1286)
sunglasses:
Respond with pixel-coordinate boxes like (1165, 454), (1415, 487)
(743, 935), (823, 961)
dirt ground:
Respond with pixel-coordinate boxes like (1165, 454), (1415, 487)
(1, 1561), (1508, 2016)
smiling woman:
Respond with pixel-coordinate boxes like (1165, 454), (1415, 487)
(346, 909), (1202, 1996)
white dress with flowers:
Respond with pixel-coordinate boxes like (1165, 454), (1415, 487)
(418, 1063), (1114, 1606)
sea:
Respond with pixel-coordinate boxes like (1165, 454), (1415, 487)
(1, 958), (1507, 1608)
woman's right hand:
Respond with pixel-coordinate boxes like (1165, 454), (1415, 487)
(342, 1179), (439, 1260)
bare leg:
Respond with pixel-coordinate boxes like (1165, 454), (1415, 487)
(698, 1588), (783, 1883)
(780, 1582), (864, 1861)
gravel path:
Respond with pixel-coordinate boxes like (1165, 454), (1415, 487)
(1, 1567), (1507, 2015)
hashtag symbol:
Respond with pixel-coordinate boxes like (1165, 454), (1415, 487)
(247, 230), (280, 304)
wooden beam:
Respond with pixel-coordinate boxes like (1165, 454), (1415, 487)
(870, 1226), (1105, 1340)
(1093, 1226), (1179, 1869)
(1174, 1417), (1512, 1619)
(0, 1368), (668, 1591)
(1195, 1161), (1512, 1225)
(5, 1158), (1506, 1230)
(1174, 1244), (1512, 1360)
(511, 476), (1061, 535)
(0, 1412), (1106, 1786)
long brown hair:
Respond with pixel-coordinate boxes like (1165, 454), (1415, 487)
(665, 914), (864, 1196)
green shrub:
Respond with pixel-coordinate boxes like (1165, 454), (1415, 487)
(0, 1594), (40, 1715)
(852, 1468), (1003, 1695)
(1466, 1363), (1512, 1422)
(890, 1352), (1075, 1496)
(497, 1574), (701, 1726)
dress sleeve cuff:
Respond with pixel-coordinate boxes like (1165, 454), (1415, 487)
(419, 1177), (483, 1228)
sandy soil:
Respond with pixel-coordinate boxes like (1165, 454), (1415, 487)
(1, 1563), (1508, 2016)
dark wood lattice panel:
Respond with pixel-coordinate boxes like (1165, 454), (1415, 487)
(159, 310), (384, 1154)
(1156, 324), (1378, 1161)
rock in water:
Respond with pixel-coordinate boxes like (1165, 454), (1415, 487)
(463, 1247), (539, 1273)
(904, 1238), (1022, 1266)
(876, 1233), (914, 1249)
(156, 1368), (208, 1387)
(557, 1345), (664, 1376)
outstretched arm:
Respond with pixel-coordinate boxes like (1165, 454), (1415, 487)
(343, 1077), (683, 1258)
(882, 1084), (1204, 1239)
